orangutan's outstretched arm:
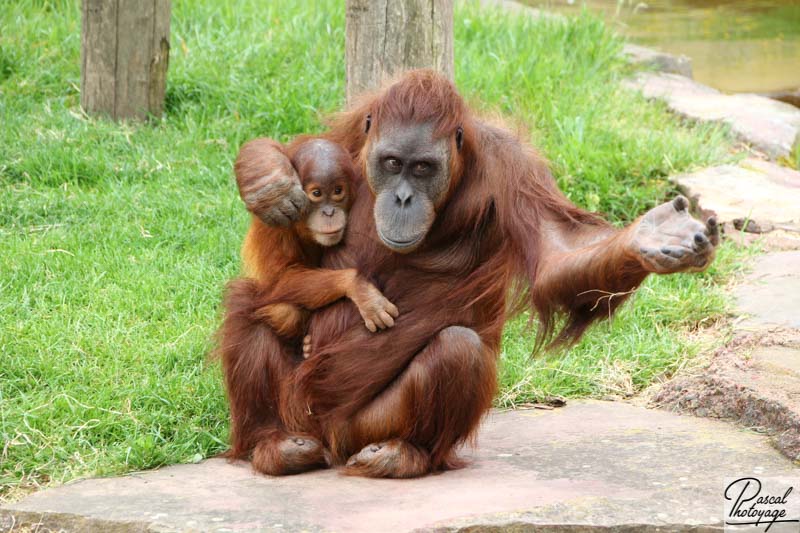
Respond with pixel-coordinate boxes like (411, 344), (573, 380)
(532, 195), (719, 342)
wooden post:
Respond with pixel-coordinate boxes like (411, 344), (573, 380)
(81, 0), (171, 121)
(345, 0), (454, 105)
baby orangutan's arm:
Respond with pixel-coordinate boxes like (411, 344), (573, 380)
(260, 267), (399, 334)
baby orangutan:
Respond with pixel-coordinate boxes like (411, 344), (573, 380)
(235, 137), (399, 357)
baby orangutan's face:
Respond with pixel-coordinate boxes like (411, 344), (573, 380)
(292, 138), (356, 247)
(303, 177), (350, 246)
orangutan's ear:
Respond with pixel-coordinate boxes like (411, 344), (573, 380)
(456, 126), (463, 151)
(365, 114), (372, 134)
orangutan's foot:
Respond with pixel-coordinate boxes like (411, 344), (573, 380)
(252, 431), (330, 476)
(343, 439), (430, 478)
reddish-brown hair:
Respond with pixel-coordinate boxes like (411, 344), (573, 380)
(221, 69), (648, 477)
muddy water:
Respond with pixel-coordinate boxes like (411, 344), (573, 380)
(523, 0), (800, 94)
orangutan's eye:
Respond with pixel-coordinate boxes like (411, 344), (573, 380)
(312, 189), (322, 197)
(413, 162), (432, 176)
(334, 186), (343, 195)
(383, 157), (402, 173)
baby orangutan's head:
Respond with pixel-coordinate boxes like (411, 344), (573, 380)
(291, 139), (355, 247)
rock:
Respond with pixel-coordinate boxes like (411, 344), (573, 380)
(655, 332), (800, 462)
(656, 251), (800, 460)
(623, 43), (693, 78)
(722, 223), (800, 251)
(735, 251), (800, 330)
(762, 89), (800, 110)
(733, 218), (774, 234)
(670, 158), (800, 232)
(625, 72), (800, 159)
(2, 402), (797, 532)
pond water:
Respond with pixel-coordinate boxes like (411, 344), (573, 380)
(523, 0), (800, 94)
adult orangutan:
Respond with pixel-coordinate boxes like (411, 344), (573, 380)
(220, 69), (718, 478)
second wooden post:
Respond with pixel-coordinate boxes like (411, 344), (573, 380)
(345, 0), (454, 105)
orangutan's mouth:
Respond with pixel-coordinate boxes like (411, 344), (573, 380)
(377, 227), (424, 252)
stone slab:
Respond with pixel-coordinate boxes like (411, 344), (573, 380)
(3, 402), (798, 532)
(722, 224), (800, 251)
(756, 344), (800, 377)
(655, 331), (800, 462)
(655, 251), (800, 462)
(623, 43), (693, 78)
(625, 72), (800, 159)
(763, 89), (800, 110)
(670, 158), (800, 232)
(735, 251), (800, 330)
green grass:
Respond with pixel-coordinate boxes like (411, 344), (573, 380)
(499, 242), (750, 405)
(790, 145), (800, 170)
(1, 0), (737, 498)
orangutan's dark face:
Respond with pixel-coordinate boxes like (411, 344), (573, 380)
(366, 122), (451, 253)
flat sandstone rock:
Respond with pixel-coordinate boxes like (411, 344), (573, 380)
(670, 158), (800, 231)
(623, 43), (693, 78)
(735, 251), (800, 330)
(2, 402), (798, 532)
(654, 253), (800, 462)
(625, 72), (800, 159)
